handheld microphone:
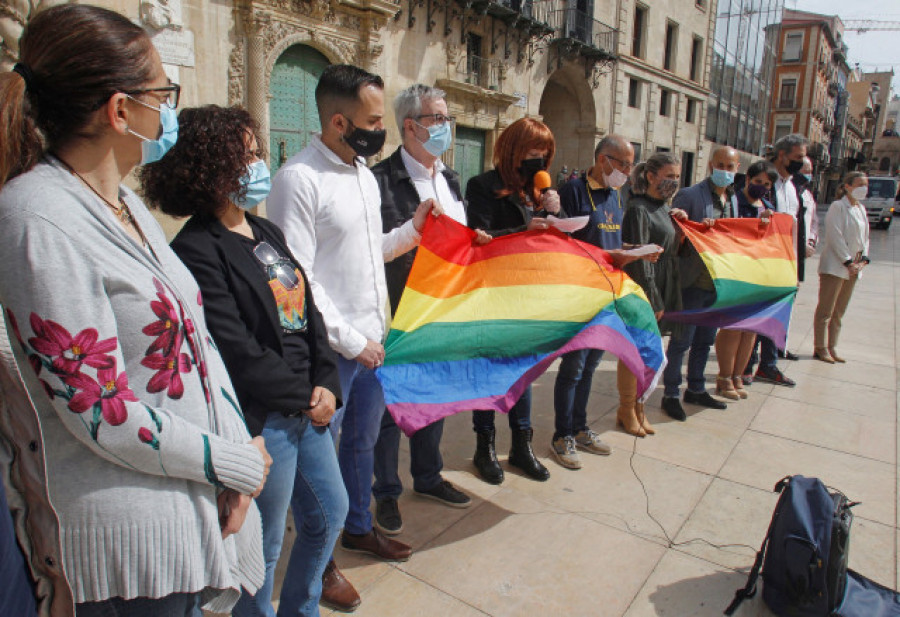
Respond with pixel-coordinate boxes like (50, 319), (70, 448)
(534, 170), (553, 194)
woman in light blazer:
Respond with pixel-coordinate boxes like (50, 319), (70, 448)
(813, 171), (870, 363)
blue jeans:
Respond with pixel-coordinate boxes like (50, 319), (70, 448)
(233, 413), (348, 617)
(373, 411), (444, 498)
(77, 593), (201, 617)
(332, 357), (388, 535)
(747, 335), (779, 374)
(663, 287), (717, 398)
(0, 475), (35, 617)
(552, 349), (604, 440)
(472, 386), (532, 432)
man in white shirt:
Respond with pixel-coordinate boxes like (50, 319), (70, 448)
(267, 65), (439, 606)
(370, 85), (486, 535)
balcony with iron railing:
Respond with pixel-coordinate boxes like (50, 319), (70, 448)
(541, 7), (617, 59)
(457, 55), (504, 90)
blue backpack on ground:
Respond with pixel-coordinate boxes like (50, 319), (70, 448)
(725, 475), (900, 616)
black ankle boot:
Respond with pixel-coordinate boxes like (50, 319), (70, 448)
(473, 429), (504, 484)
(508, 428), (550, 481)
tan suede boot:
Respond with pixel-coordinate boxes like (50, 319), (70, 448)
(616, 361), (646, 437)
(635, 399), (655, 434)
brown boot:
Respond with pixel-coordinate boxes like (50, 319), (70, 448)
(635, 399), (655, 435)
(321, 559), (361, 613)
(616, 361), (646, 437)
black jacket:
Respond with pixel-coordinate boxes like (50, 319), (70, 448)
(465, 169), (532, 238)
(772, 176), (807, 281)
(373, 147), (463, 313)
(170, 213), (341, 437)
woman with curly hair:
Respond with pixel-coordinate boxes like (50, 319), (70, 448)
(141, 105), (348, 617)
(464, 117), (563, 485)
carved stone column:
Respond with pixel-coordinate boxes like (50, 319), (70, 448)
(246, 11), (270, 158)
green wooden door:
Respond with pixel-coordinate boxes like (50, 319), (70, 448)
(269, 45), (330, 173)
(454, 126), (486, 194)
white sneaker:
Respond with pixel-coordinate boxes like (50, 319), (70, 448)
(551, 436), (582, 469)
(574, 429), (612, 455)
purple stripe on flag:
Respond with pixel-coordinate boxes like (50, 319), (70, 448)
(386, 323), (664, 436)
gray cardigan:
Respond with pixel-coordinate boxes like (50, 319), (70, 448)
(0, 160), (264, 611)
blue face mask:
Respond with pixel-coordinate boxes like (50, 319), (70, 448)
(232, 160), (271, 209)
(419, 121), (453, 157)
(127, 98), (179, 165)
(710, 168), (735, 188)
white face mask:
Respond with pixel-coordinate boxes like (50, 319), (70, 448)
(602, 158), (628, 189)
(850, 186), (868, 201)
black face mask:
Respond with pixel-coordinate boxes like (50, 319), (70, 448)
(343, 118), (386, 158)
(520, 157), (546, 180)
(785, 159), (803, 175)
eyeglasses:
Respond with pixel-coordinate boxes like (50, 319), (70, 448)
(252, 241), (300, 290)
(605, 155), (633, 172)
(123, 83), (181, 108)
(415, 113), (455, 126)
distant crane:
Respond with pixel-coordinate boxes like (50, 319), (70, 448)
(843, 20), (900, 33)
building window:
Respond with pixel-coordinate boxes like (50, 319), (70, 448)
(466, 33), (483, 86)
(659, 89), (671, 116)
(664, 21), (678, 72)
(783, 32), (803, 62)
(681, 151), (695, 186)
(773, 119), (793, 142)
(686, 99), (697, 123)
(690, 37), (702, 82)
(628, 78), (642, 108)
(631, 142), (643, 163)
(632, 5), (647, 59)
(779, 78), (797, 108)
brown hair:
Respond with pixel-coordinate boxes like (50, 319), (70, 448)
(141, 106), (264, 218)
(492, 118), (555, 202)
(0, 4), (155, 187)
(835, 171), (867, 199)
(630, 152), (680, 195)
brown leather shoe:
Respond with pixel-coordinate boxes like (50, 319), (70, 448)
(321, 559), (360, 613)
(340, 528), (412, 562)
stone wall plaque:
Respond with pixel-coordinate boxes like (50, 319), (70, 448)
(152, 28), (195, 67)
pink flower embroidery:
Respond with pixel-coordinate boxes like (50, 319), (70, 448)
(142, 282), (181, 356)
(141, 333), (193, 399)
(66, 363), (137, 426)
(27, 314), (116, 376)
(197, 290), (203, 307)
(6, 309), (23, 347)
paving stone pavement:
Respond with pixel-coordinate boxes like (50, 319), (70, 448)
(259, 220), (899, 617)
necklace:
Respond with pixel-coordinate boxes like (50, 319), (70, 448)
(585, 177), (621, 212)
(54, 156), (135, 225)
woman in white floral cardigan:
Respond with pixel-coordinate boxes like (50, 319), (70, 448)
(0, 5), (270, 616)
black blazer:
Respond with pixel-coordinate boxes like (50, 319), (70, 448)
(465, 169), (532, 238)
(373, 147), (464, 313)
(170, 213), (341, 437)
(772, 176), (807, 281)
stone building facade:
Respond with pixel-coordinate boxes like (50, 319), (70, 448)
(2, 0), (719, 213)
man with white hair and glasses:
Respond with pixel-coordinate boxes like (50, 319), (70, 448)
(370, 84), (488, 536)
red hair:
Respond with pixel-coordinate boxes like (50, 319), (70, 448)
(492, 117), (555, 201)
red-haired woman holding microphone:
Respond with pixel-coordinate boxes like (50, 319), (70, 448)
(464, 118), (562, 485)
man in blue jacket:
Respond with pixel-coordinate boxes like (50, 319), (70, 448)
(660, 145), (740, 420)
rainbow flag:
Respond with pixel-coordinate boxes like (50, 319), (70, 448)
(376, 215), (665, 435)
(664, 213), (798, 348)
